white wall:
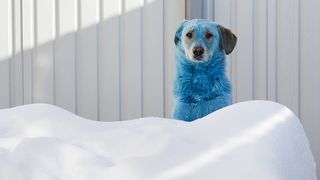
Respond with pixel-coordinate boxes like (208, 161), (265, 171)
(0, 0), (185, 121)
(187, 0), (320, 177)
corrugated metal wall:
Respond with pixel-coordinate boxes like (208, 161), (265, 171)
(0, 0), (185, 121)
(187, 0), (320, 177)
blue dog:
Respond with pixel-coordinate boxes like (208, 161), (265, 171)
(172, 19), (237, 121)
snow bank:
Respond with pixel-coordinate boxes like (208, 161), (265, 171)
(0, 101), (316, 180)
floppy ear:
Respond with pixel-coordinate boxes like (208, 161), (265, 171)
(218, 25), (237, 55)
(174, 20), (187, 46)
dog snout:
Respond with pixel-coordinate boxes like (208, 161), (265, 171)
(192, 46), (204, 57)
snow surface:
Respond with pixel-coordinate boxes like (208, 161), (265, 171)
(0, 101), (316, 180)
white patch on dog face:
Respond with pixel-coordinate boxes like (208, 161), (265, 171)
(181, 25), (218, 62)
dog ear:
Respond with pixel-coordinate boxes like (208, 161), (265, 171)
(218, 25), (237, 55)
(174, 20), (187, 46)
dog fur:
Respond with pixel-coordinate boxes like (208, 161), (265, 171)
(172, 19), (237, 121)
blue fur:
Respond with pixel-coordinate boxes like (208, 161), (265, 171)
(172, 19), (233, 121)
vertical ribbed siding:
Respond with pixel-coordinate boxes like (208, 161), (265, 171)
(0, 0), (12, 108)
(7, 0), (185, 121)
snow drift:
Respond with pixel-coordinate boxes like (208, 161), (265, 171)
(0, 101), (316, 180)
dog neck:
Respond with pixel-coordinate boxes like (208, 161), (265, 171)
(175, 51), (226, 78)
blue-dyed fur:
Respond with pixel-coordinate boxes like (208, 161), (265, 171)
(172, 19), (237, 121)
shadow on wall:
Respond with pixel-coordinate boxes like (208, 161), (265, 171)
(0, 0), (184, 121)
(0, 56), (11, 109)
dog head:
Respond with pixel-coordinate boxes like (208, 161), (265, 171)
(174, 19), (237, 62)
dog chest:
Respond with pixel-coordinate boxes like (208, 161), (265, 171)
(174, 74), (230, 103)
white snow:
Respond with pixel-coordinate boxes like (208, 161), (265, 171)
(0, 101), (316, 180)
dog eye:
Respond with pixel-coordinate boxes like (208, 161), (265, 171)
(186, 32), (193, 39)
(205, 33), (213, 39)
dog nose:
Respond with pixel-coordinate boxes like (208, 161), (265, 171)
(193, 47), (204, 56)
